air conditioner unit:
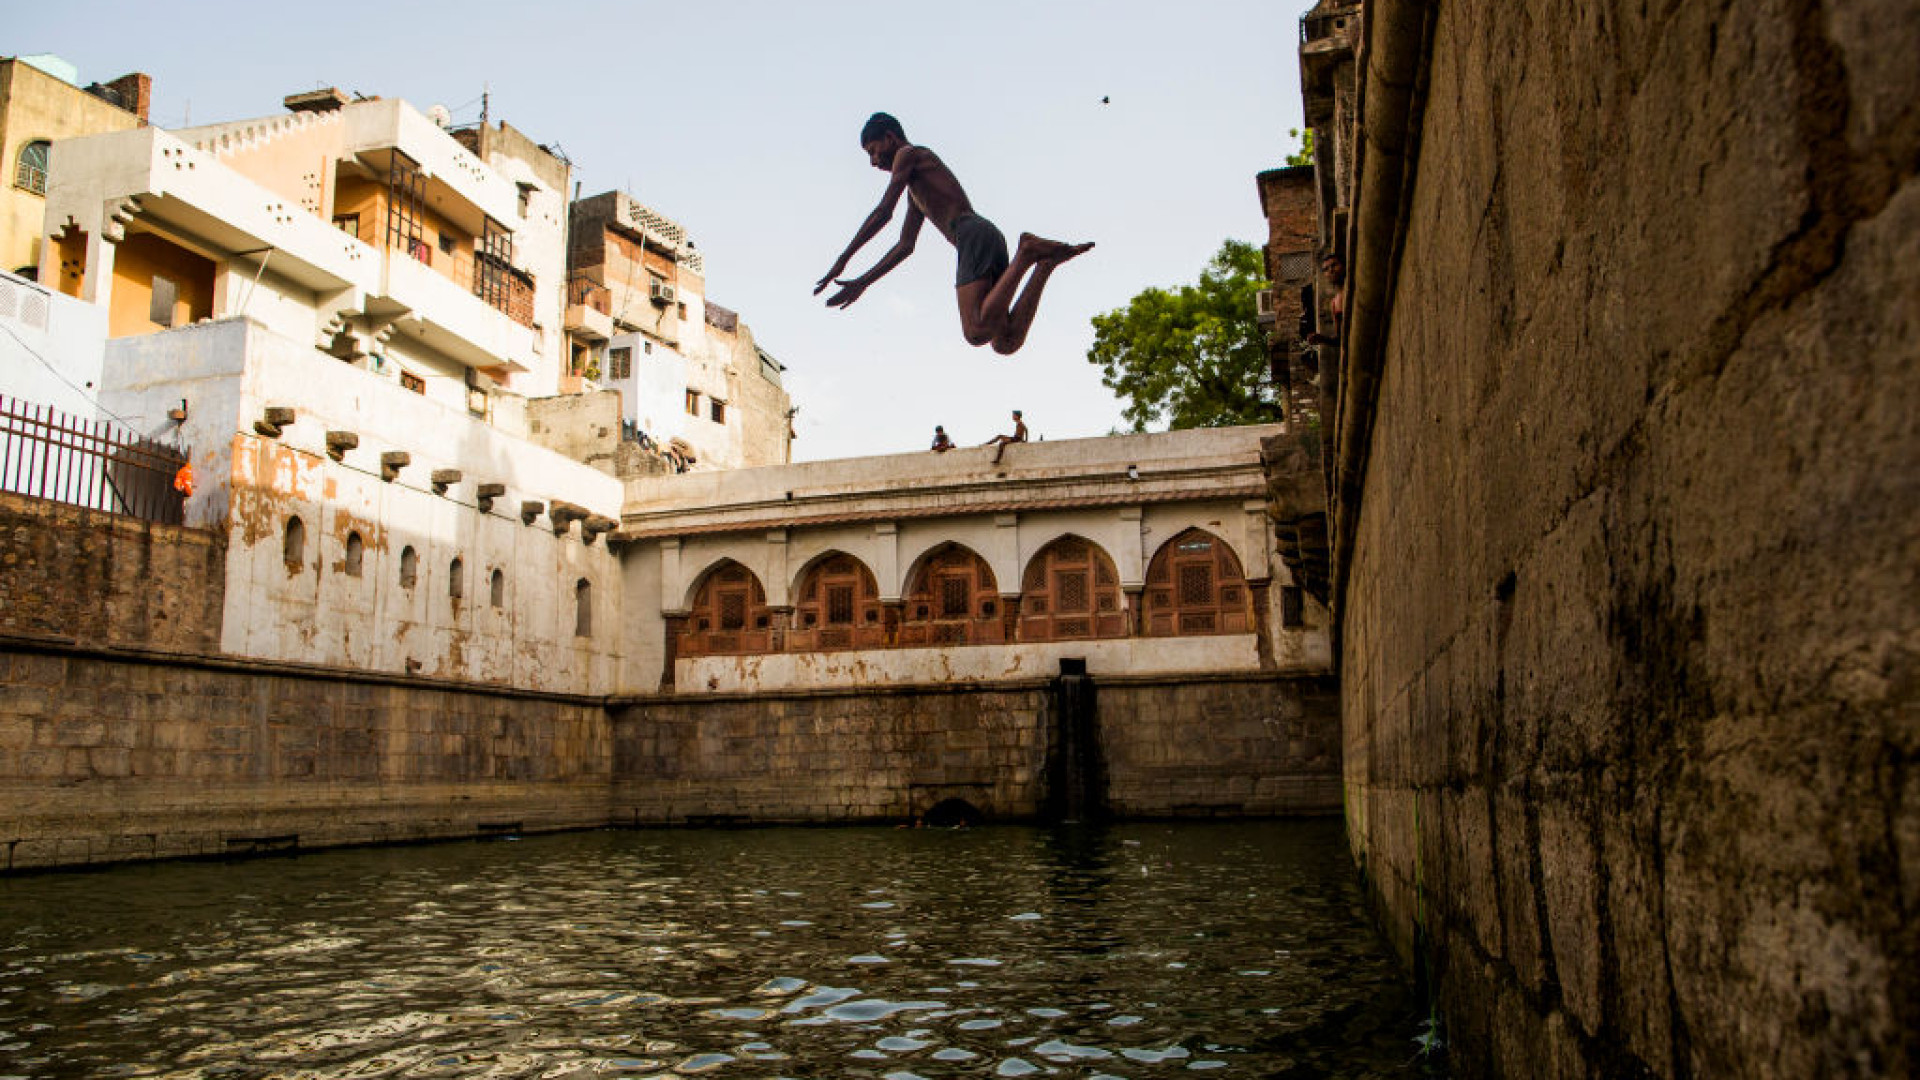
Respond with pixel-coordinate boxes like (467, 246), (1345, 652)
(650, 281), (676, 304)
(1255, 288), (1278, 325)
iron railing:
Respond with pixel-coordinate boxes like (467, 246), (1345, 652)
(0, 394), (189, 525)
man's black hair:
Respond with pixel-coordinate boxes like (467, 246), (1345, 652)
(861, 112), (906, 146)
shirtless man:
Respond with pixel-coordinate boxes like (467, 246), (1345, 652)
(985, 410), (1028, 464)
(815, 113), (1093, 355)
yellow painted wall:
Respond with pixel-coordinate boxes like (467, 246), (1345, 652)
(0, 60), (144, 277)
(109, 231), (214, 337)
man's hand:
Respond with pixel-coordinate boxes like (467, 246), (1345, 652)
(824, 278), (869, 309)
(813, 267), (845, 296)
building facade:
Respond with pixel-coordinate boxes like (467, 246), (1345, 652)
(1, 55), (149, 280)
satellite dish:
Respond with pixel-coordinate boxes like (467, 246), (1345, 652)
(427, 104), (452, 128)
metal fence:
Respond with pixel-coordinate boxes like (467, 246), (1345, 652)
(0, 394), (189, 525)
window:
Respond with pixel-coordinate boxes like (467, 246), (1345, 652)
(685, 389), (700, 415)
(149, 275), (178, 328)
(345, 531), (365, 578)
(332, 213), (360, 240)
(709, 398), (726, 424)
(449, 557), (464, 599)
(399, 546), (418, 589)
(676, 301), (687, 319)
(438, 232), (455, 255)
(401, 371), (426, 394)
(517, 182), (534, 217)
(490, 568), (504, 608)
(14, 141), (49, 196)
(608, 346), (632, 381)
(283, 516), (306, 568)
(575, 579), (592, 637)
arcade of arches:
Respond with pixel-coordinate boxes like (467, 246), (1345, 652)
(677, 530), (1255, 658)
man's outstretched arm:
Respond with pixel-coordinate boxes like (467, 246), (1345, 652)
(815, 148), (923, 297)
(823, 204), (923, 308)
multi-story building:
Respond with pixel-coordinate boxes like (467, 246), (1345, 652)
(43, 89), (572, 411)
(568, 190), (792, 470)
(0, 54), (149, 280)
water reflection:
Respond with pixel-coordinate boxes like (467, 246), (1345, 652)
(0, 821), (1434, 1077)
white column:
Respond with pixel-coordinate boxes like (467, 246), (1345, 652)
(658, 537), (686, 615)
(875, 521), (901, 601)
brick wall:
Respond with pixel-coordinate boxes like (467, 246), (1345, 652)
(1335, 1), (1918, 1076)
(611, 673), (1341, 824)
(0, 491), (225, 652)
(0, 642), (611, 870)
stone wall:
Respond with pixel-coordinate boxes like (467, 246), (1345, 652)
(610, 673), (1340, 823)
(0, 640), (611, 870)
(1334, 1), (1917, 1077)
(0, 491), (225, 652)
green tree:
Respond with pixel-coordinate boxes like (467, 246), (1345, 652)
(1285, 127), (1315, 168)
(1087, 239), (1277, 432)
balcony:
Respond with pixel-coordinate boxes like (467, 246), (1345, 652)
(374, 250), (534, 372)
(565, 274), (613, 343)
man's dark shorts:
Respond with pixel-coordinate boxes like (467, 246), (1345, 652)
(953, 213), (1010, 287)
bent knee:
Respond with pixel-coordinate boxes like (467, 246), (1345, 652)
(991, 337), (1023, 356)
(964, 331), (994, 348)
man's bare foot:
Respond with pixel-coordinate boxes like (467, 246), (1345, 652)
(1018, 233), (1096, 265)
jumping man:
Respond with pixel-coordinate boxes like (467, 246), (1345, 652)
(815, 113), (1093, 355)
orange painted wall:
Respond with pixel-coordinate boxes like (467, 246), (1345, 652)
(109, 231), (214, 337)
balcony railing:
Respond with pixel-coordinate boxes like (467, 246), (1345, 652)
(0, 394), (188, 525)
(567, 273), (611, 314)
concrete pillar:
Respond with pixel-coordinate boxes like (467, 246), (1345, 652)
(659, 537), (683, 611)
(874, 521), (900, 601)
(1249, 578), (1274, 669)
(992, 513), (1020, 594)
(1241, 499), (1273, 581)
(768, 606), (793, 653)
(765, 528), (790, 607)
(1124, 586), (1145, 637)
(1117, 506), (1146, 590)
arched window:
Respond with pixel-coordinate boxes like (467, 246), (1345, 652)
(899, 543), (1002, 647)
(575, 579), (592, 638)
(1142, 529), (1251, 636)
(790, 552), (884, 651)
(15, 141), (49, 196)
(449, 557), (464, 599)
(283, 516), (305, 568)
(344, 531), (365, 578)
(489, 568), (505, 608)
(680, 560), (773, 656)
(1020, 536), (1127, 641)
(399, 545), (418, 589)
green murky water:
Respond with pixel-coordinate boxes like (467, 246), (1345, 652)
(0, 821), (1435, 1078)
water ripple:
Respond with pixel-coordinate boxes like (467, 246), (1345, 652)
(0, 822), (1429, 1077)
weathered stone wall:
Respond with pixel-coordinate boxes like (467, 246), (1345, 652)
(0, 641), (611, 870)
(0, 492), (225, 652)
(1336, 1), (1918, 1077)
(610, 673), (1340, 823)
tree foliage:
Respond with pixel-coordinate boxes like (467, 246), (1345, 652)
(1087, 239), (1277, 432)
(1285, 127), (1315, 168)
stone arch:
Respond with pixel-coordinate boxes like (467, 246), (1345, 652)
(899, 542), (1004, 647)
(1019, 534), (1128, 641)
(282, 515), (306, 568)
(789, 550), (885, 652)
(680, 558), (773, 656)
(1142, 528), (1252, 636)
(574, 578), (592, 638)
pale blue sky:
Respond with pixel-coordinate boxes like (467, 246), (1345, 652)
(12, 0), (1312, 460)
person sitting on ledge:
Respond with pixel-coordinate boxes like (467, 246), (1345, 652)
(986, 409), (1027, 464)
(930, 425), (954, 452)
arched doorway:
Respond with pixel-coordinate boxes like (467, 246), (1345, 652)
(899, 543), (1004, 647)
(680, 559), (773, 656)
(789, 552), (885, 651)
(1019, 535), (1128, 641)
(1142, 529), (1252, 636)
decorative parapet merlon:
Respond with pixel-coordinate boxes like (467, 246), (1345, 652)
(549, 500), (589, 536)
(255, 406), (297, 438)
(325, 430), (358, 462)
(431, 469), (462, 496)
(582, 514), (618, 545)
(520, 499), (545, 526)
(380, 451), (410, 483)
(476, 482), (506, 513)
